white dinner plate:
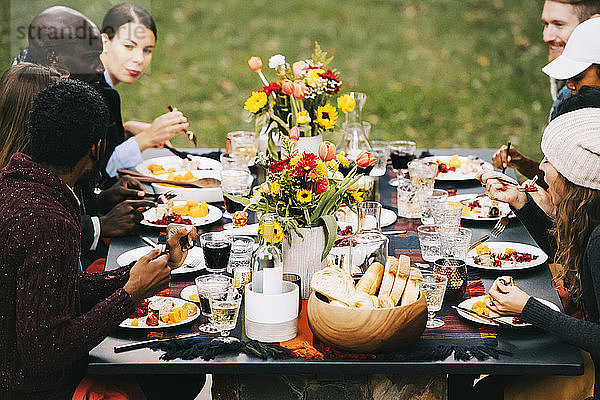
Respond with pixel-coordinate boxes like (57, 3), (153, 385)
(456, 295), (560, 327)
(450, 193), (514, 222)
(180, 285), (199, 303)
(429, 155), (493, 181)
(136, 155), (222, 177)
(120, 296), (200, 329)
(141, 201), (223, 228)
(335, 207), (397, 229)
(116, 246), (205, 274)
(466, 241), (548, 271)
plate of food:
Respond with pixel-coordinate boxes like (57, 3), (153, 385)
(141, 200), (223, 228)
(451, 193), (514, 221)
(467, 242), (548, 271)
(120, 296), (200, 329)
(180, 285), (200, 303)
(431, 155), (493, 181)
(116, 246), (205, 274)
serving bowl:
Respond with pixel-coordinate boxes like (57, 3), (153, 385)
(307, 291), (427, 353)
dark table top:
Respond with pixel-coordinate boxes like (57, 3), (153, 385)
(88, 148), (583, 376)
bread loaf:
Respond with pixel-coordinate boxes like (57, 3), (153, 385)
(377, 294), (395, 308)
(399, 267), (424, 307)
(378, 257), (398, 298)
(311, 266), (356, 305)
(330, 300), (349, 308)
(390, 255), (411, 305)
(355, 262), (385, 295)
(350, 292), (377, 308)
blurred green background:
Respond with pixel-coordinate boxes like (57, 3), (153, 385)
(1, 0), (549, 161)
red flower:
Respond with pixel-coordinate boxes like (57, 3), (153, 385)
(292, 152), (318, 176)
(268, 157), (291, 174)
(356, 151), (377, 168)
(262, 82), (282, 96)
(314, 178), (329, 194)
(319, 69), (339, 82)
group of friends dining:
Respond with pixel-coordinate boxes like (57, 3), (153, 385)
(1, 1), (600, 399)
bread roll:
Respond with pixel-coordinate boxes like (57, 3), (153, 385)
(399, 267), (424, 307)
(329, 300), (349, 308)
(311, 266), (356, 305)
(350, 292), (377, 308)
(390, 255), (411, 305)
(355, 262), (385, 295)
(498, 276), (515, 286)
(377, 294), (395, 308)
(378, 257), (398, 299)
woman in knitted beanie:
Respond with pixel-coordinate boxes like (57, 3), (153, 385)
(472, 107), (600, 399)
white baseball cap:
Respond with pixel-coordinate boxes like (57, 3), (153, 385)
(542, 17), (600, 80)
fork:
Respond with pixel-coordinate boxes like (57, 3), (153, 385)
(491, 216), (510, 238)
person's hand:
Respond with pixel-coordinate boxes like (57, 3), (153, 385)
(165, 224), (198, 270)
(486, 277), (531, 316)
(477, 170), (528, 210)
(96, 176), (146, 212)
(99, 199), (156, 237)
(134, 108), (189, 152)
(123, 248), (171, 304)
(526, 182), (556, 217)
(492, 145), (525, 171)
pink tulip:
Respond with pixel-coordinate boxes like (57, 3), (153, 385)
(292, 61), (307, 78)
(318, 141), (336, 161)
(281, 80), (294, 95)
(248, 57), (263, 72)
(289, 126), (300, 141)
(356, 151), (377, 168)
(292, 81), (306, 99)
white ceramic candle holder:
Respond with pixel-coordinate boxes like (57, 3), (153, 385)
(245, 281), (299, 342)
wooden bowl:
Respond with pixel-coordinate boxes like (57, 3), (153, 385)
(307, 292), (427, 353)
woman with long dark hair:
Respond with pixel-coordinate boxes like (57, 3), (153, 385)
(99, 3), (189, 177)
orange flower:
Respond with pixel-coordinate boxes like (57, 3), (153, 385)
(356, 151), (377, 168)
(233, 211), (248, 227)
(318, 141), (336, 162)
(281, 80), (294, 95)
(289, 126), (300, 141)
(248, 57), (263, 72)
(292, 81), (306, 99)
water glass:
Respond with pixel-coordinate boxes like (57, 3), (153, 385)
(419, 272), (448, 329)
(220, 153), (248, 171)
(417, 225), (441, 262)
(200, 232), (232, 273)
(439, 227), (472, 261)
(396, 178), (420, 218)
(370, 140), (391, 177)
(433, 258), (468, 301)
(419, 189), (448, 225)
(388, 140), (416, 186)
(228, 131), (257, 166)
(221, 169), (252, 218)
(227, 235), (254, 274)
(433, 202), (463, 231)
(408, 159), (437, 196)
(210, 290), (242, 337)
(195, 274), (232, 333)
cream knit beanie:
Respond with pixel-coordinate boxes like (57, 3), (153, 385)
(541, 108), (600, 190)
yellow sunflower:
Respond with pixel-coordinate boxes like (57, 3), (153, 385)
(351, 191), (364, 203)
(306, 68), (325, 87)
(316, 104), (338, 130)
(270, 182), (281, 195)
(244, 91), (268, 113)
(297, 110), (311, 124)
(273, 221), (285, 243)
(315, 161), (327, 177)
(296, 189), (313, 203)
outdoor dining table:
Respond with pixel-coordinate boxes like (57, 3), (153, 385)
(88, 148), (584, 398)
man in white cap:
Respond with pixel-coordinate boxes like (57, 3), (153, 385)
(491, 0), (600, 181)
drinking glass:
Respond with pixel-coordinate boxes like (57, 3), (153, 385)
(433, 202), (463, 232)
(419, 189), (448, 225)
(228, 131), (258, 166)
(283, 273), (302, 313)
(200, 232), (232, 273)
(433, 258), (468, 301)
(417, 225), (441, 262)
(195, 274), (232, 333)
(407, 159), (437, 197)
(220, 153), (248, 171)
(210, 290), (242, 337)
(220, 168), (252, 219)
(370, 140), (391, 177)
(419, 272), (448, 329)
(396, 178), (420, 218)
(388, 140), (416, 186)
(227, 235), (254, 274)
(439, 227), (472, 261)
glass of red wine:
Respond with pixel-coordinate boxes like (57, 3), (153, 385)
(200, 232), (232, 273)
(389, 140), (417, 186)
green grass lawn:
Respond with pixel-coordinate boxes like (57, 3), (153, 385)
(1, 0), (549, 162)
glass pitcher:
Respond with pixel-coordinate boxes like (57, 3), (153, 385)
(350, 202), (389, 276)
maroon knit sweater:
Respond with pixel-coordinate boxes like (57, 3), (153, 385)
(0, 153), (135, 399)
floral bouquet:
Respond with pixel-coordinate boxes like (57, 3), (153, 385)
(244, 43), (357, 158)
(226, 140), (377, 260)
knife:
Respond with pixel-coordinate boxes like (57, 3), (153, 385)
(468, 235), (490, 252)
(114, 332), (205, 353)
(452, 305), (514, 327)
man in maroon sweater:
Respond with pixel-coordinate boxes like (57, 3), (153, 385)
(0, 80), (196, 399)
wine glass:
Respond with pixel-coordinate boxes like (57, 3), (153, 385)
(209, 289), (242, 339)
(389, 140), (416, 186)
(200, 232), (232, 273)
(228, 131), (258, 166)
(419, 272), (448, 328)
(195, 274), (232, 334)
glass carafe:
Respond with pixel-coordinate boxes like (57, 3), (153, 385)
(338, 100), (371, 160)
(350, 202), (389, 277)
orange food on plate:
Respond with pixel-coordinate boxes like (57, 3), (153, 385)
(131, 318), (139, 327)
(471, 295), (490, 316)
(189, 293), (199, 302)
(147, 164), (167, 175)
(172, 200), (209, 217)
(168, 171), (196, 182)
